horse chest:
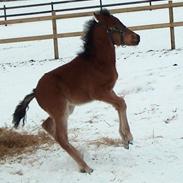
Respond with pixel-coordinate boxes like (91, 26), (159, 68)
(98, 67), (118, 90)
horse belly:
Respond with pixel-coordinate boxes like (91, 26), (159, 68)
(64, 86), (93, 105)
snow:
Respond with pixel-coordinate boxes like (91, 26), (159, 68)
(0, 0), (183, 182)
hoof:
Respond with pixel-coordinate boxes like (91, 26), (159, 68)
(129, 140), (133, 145)
(80, 167), (93, 174)
(123, 140), (133, 149)
(123, 143), (129, 150)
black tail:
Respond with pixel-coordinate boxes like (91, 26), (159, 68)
(12, 90), (35, 128)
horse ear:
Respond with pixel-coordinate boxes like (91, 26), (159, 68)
(93, 12), (102, 23)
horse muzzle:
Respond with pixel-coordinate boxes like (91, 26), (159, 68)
(122, 30), (140, 46)
(134, 34), (140, 45)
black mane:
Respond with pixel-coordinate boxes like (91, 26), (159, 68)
(78, 19), (97, 58)
(78, 9), (111, 58)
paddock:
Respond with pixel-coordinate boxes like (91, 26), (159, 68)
(0, 0), (183, 182)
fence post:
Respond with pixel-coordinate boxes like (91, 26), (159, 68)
(51, 3), (59, 59)
(99, 0), (103, 11)
(168, 0), (175, 49)
(149, 0), (152, 6)
(3, 5), (7, 26)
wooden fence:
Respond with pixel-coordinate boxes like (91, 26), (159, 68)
(0, 0), (183, 59)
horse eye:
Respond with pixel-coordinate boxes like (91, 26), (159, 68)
(109, 27), (116, 31)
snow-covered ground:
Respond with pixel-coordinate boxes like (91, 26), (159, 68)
(0, 0), (183, 183)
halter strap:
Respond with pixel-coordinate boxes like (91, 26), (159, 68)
(107, 27), (125, 45)
(96, 21), (125, 45)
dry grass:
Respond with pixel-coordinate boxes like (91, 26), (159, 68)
(0, 128), (54, 160)
(89, 137), (122, 147)
(0, 127), (123, 161)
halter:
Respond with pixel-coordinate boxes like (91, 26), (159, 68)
(107, 27), (125, 45)
(95, 20), (126, 45)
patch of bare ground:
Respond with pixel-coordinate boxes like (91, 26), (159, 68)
(0, 128), (54, 161)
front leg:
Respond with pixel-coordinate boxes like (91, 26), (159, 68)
(118, 109), (133, 149)
(94, 90), (133, 149)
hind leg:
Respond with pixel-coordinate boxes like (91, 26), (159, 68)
(42, 117), (56, 138)
(54, 114), (93, 174)
(53, 103), (92, 173)
(42, 105), (74, 139)
(42, 104), (92, 173)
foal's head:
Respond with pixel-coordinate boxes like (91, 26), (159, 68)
(94, 9), (140, 46)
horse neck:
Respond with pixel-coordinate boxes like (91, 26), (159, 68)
(93, 25), (116, 65)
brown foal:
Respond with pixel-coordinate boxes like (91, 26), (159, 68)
(12, 9), (140, 173)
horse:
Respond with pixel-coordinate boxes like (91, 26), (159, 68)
(12, 9), (140, 173)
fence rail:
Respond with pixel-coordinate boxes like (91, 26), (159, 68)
(0, 0), (182, 59)
(0, 0), (165, 18)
